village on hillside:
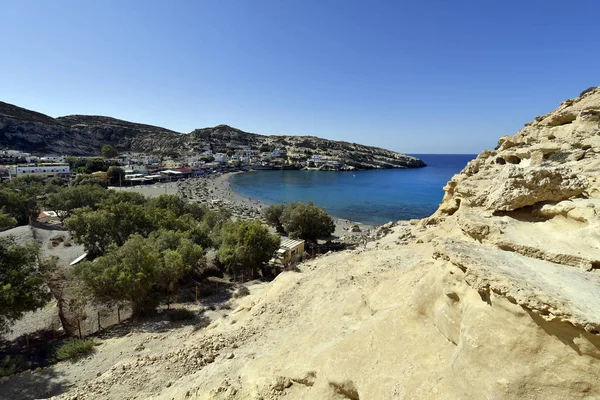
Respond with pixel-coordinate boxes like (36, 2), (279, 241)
(0, 144), (356, 184)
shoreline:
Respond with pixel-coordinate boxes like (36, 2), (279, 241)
(113, 170), (379, 240)
(220, 171), (377, 238)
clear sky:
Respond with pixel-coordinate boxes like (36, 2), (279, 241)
(1, 1), (598, 154)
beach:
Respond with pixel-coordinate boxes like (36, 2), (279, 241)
(112, 171), (376, 240)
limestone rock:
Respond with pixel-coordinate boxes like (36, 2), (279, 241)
(473, 166), (587, 211)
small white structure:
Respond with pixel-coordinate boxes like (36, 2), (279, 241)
(214, 153), (228, 163)
(40, 156), (65, 163)
(9, 163), (71, 179)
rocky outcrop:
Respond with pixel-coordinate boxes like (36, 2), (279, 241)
(0, 102), (425, 169)
(407, 87), (600, 397)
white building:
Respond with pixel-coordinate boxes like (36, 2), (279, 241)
(0, 150), (38, 163)
(40, 156), (65, 163)
(9, 163), (71, 179)
(214, 153), (228, 163)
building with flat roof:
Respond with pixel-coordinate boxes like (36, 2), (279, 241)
(8, 163), (71, 180)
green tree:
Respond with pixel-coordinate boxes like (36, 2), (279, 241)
(85, 158), (108, 173)
(66, 208), (116, 257)
(280, 201), (335, 243)
(45, 185), (108, 220)
(0, 211), (17, 230)
(156, 250), (187, 308)
(0, 176), (46, 225)
(71, 174), (108, 188)
(75, 235), (161, 315)
(262, 204), (286, 234)
(0, 237), (51, 333)
(101, 145), (118, 159)
(151, 194), (187, 217)
(217, 219), (279, 280)
(148, 230), (205, 269)
(106, 166), (125, 186)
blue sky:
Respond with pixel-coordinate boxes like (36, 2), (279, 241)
(1, 1), (598, 153)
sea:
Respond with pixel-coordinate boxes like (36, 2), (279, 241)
(229, 154), (477, 226)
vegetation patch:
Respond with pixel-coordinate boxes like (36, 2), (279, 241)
(0, 355), (28, 377)
(167, 308), (196, 322)
(55, 339), (96, 362)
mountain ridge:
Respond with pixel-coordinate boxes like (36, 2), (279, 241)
(0, 101), (425, 169)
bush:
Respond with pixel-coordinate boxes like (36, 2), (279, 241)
(233, 286), (250, 298)
(167, 309), (196, 322)
(55, 339), (96, 362)
(580, 86), (598, 97)
(0, 355), (28, 377)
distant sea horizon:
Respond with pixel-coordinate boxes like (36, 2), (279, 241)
(229, 154), (476, 226)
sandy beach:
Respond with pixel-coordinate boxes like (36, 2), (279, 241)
(112, 171), (378, 240)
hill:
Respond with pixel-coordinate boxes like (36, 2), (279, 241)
(0, 102), (425, 169)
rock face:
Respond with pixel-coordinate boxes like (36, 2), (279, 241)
(0, 102), (425, 169)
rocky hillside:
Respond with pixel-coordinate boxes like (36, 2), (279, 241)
(0, 102), (425, 169)
(1, 89), (599, 400)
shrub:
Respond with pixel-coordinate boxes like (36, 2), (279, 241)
(192, 316), (211, 332)
(0, 355), (28, 377)
(233, 286), (250, 298)
(55, 339), (96, 362)
(167, 309), (196, 322)
(580, 86), (598, 97)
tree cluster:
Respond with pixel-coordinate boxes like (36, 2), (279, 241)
(74, 231), (202, 314)
(64, 191), (278, 315)
(263, 201), (335, 243)
(1, 173), (283, 327)
(0, 176), (60, 225)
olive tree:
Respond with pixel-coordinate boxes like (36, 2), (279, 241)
(0, 237), (51, 333)
(262, 204), (286, 234)
(75, 235), (162, 315)
(101, 144), (118, 159)
(217, 219), (280, 280)
(280, 201), (335, 243)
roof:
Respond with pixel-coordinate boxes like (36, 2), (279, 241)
(280, 238), (305, 250)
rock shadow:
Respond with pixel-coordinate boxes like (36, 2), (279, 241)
(0, 367), (69, 400)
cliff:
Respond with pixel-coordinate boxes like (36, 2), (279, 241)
(0, 102), (425, 169)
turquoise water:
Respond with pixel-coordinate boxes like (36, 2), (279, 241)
(229, 154), (476, 225)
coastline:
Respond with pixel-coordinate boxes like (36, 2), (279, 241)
(113, 170), (378, 240)
(220, 171), (376, 239)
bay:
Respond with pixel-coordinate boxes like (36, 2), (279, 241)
(229, 154), (476, 225)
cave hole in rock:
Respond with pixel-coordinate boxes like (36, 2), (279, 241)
(504, 155), (521, 164)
